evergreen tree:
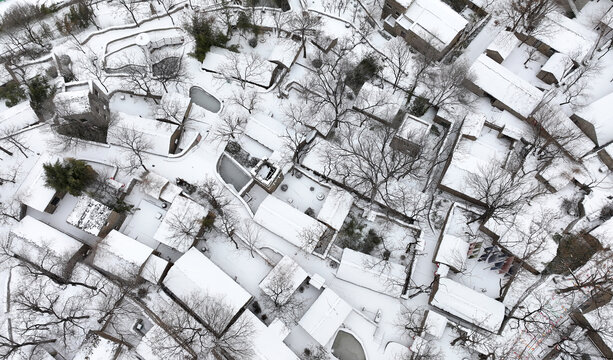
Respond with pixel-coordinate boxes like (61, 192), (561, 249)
(27, 76), (54, 116)
(43, 158), (97, 196)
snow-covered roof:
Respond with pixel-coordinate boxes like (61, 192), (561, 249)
(384, 342), (411, 360)
(534, 12), (598, 59)
(164, 248), (251, 327)
(253, 195), (327, 253)
(153, 196), (209, 252)
(73, 333), (122, 360)
(353, 81), (405, 122)
(243, 113), (288, 152)
(434, 234), (469, 272)
(54, 89), (91, 116)
(431, 277), (504, 332)
(140, 254), (169, 284)
(258, 255), (308, 305)
(533, 103), (594, 159)
(268, 39), (301, 68)
(141, 171), (182, 203)
(396, 114), (431, 141)
(0, 101), (38, 135)
(66, 196), (113, 236)
(460, 110), (487, 139)
(336, 248), (407, 297)
(232, 311), (299, 360)
(540, 53), (574, 81)
(298, 288), (352, 346)
(17, 153), (58, 212)
(92, 230), (154, 279)
(574, 91), (613, 146)
(423, 310), (448, 339)
(108, 112), (178, 155)
(486, 30), (519, 62)
(135, 324), (193, 360)
(396, 0), (468, 52)
(468, 54), (543, 118)
(316, 187), (353, 230)
(9, 216), (83, 277)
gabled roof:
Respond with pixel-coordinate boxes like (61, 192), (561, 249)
(164, 248), (252, 328)
(574, 92), (613, 146)
(253, 195), (327, 253)
(336, 248), (407, 296)
(92, 230), (154, 279)
(430, 277), (504, 332)
(9, 216), (83, 277)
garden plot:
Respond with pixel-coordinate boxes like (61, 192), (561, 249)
(272, 170), (330, 215)
(104, 45), (148, 70)
(334, 205), (419, 265)
(109, 92), (157, 118)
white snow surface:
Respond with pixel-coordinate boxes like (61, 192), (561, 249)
(316, 186), (354, 230)
(164, 248), (252, 327)
(16, 153), (58, 213)
(298, 288), (353, 346)
(430, 277), (505, 333)
(336, 248), (407, 297)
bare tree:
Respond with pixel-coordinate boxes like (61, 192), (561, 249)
(193, 176), (233, 212)
(558, 60), (602, 108)
(423, 60), (475, 111)
(499, 0), (559, 34)
(121, 63), (159, 102)
(385, 37), (412, 92)
(156, 293), (255, 359)
(117, 0), (141, 25)
(466, 161), (545, 225)
(271, 11), (290, 37)
(151, 50), (189, 93)
(321, 122), (425, 208)
(213, 111), (247, 142)
(158, 0), (178, 24)
(219, 52), (267, 89)
(288, 12), (322, 58)
(239, 221), (261, 258)
(230, 89), (260, 114)
(111, 125), (153, 173)
(165, 210), (207, 250)
(157, 94), (189, 126)
(78, 47), (109, 92)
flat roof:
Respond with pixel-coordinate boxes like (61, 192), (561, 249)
(66, 196), (112, 236)
(153, 196), (209, 252)
(299, 288), (352, 346)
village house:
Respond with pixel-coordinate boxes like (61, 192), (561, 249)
(163, 248), (253, 334)
(429, 276), (505, 333)
(0, 101), (39, 135)
(108, 112), (182, 155)
(66, 195), (124, 237)
(571, 91), (613, 148)
(8, 215), (88, 278)
(17, 153), (63, 214)
(53, 80), (110, 125)
(153, 195), (209, 253)
(390, 113), (431, 156)
(382, 0), (468, 60)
